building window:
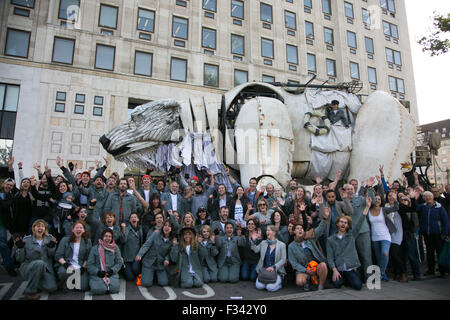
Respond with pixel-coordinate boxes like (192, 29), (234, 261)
(362, 8), (371, 26)
(55, 91), (66, 112)
(324, 27), (334, 45)
(58, 0), (80, 21)
(52, 37), (75, 64)
(93, 106), (103, 116)
(383, 21), (399, 38)
(204, 64), (219, 87)
(172, 16), (188, 39)
(202, 28), (216, 50)
(137, 8), (155, 33)
(203, 0), (217, 12)
(386, 48), (402, 65)
(75, 93), (85, 103)
(99, 4), (118, 29)
(326, 58), (336, 77)
(322, 0), (331, 15)
(305, 21), (314, 38)
(347, 31), (357, 48)
(11, 0), (35, 8)
(170, 57), (187, 82)
(262, 75), (275, 83)
(176, 0), (187, 7)
(234, 69), (248, 86)
(389, 76), (405, 93)
(344, 2), (354, 19)
(231, 34), (244, 56)
(94, 96), (103, 105)
(307, 53), (316, 72)
(260, 3), (273, 23)
(368, 67), (377, 84)
(285, 11), (296, 30)
(304, 0), (312, 8)
(350, 62), (360, 80)
(0, 84), (19, 159)
(95, 44), (115, 70)
(365, 37), (374, 54)
(261, 38), (274, 59)
(5, 28), (30, 58)
(134, 51), (153, 76)
(286, 44), (298, 65)
(381, 0), (395, 13)
(74, 104), (84, 114)
(231, 0), (244, 19)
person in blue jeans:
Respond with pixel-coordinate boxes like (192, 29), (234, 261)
(327, 196), (371, 290)
(367, 194), (399, 282)
(239, 218), (262, 281)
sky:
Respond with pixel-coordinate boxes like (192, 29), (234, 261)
(405, 0), (450, 125)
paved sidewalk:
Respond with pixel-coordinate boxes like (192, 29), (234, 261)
(262, 277), (450, 300)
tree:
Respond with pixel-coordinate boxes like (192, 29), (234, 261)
(418, 12), (450, 56)
(0, 143), (12, 167)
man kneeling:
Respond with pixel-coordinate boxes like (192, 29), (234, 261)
(288, 209), (329, 291)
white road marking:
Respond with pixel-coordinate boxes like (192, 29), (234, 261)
(138, 286), (177, 300)
(84, 291), (93, 300)
(0, 282), (14, 300)
(10, 281), (28, 300)
(39, 292), (49, 300)
(181, 284), (215, 298)
(110, 279), (127, 300)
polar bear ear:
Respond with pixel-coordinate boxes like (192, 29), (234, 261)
(349, 91), (416, 184)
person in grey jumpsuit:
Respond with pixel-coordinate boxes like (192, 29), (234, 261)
(344, 178), (376, 280)
(170, 227), (204, 289)
(55, 220), (92, 291)
(135, 219), (174, 287)
(86, 229), (123, 295)
(14, 219), (58, 299)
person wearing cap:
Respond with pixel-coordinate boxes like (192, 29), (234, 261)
(191, 171), (215, 220)
(170, 227), (204, 289)
(215, 221), (245, 283)
(326, 100), (349, 127)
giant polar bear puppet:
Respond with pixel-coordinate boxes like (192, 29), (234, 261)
(99, 82), (417, 190)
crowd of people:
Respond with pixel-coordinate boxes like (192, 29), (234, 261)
(0, 156), (449, 299)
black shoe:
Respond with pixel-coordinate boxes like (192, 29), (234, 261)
(424, 270), (435, 276)
(7, 269), (18, 277)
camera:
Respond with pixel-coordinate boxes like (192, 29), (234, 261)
(213, 228), (220, 236)
(68, 162), (74, 171)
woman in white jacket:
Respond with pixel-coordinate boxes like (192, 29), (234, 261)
(250, 225), (286, 292)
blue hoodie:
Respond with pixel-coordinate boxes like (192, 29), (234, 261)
(417, 201), (449, 236)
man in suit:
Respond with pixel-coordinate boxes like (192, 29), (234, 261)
(327, 100), (349, 128)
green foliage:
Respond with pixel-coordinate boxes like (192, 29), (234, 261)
(418, 12), (450, 56)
